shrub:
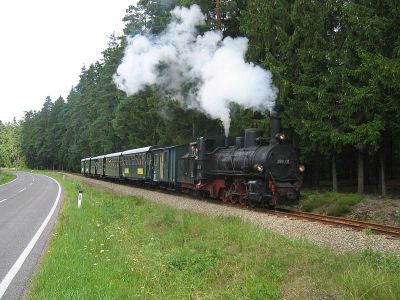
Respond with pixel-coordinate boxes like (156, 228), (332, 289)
(301, 192), (363, 216)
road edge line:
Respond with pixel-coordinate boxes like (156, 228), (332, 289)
(0, 174), (61, 299)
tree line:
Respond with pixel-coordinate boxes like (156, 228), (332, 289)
(6, 0), (400, 195)
(0, 119), (24, 168)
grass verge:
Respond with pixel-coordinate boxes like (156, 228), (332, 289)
(27, 172), (400, 299)
(301, 192), (363, 216)
(0, 169), (16, 185)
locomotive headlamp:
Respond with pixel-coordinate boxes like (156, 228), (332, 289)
(299, 164), (305, 173)
(275, 132), (285, 142)
(255, 164), (264, 173)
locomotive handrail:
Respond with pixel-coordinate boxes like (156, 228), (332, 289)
(205, 146), (229, 156)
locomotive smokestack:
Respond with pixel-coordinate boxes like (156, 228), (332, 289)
(270, 107), (281, 144)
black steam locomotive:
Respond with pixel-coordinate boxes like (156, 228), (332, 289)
(81, 112), (303, 206)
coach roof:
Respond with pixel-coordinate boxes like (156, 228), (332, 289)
(121, 146), (151, 155)
(104, 152), (123, 158)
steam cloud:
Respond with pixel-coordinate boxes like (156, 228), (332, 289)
(113, 4), (277, 136)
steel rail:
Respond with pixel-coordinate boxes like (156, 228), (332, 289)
(267, 208), (400, 238)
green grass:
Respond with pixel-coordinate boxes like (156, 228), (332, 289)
(0, 169), (16, 185)
(26, 172), (400, 299)
(301, 192), (363, 216)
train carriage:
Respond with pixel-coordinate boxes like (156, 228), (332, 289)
(104, 152), (123, 178)
(152, 145), (187, 184)
(81, 158), (90, 175)
(90, 155), (105, 177)
(121, 147), (151, 181)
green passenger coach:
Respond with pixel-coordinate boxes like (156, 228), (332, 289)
(104, 152), (123, 178)
(121, 147), (151, 180)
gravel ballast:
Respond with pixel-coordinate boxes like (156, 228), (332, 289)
(67, 174), (400, 256)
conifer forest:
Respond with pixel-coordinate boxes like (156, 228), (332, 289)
(1, 0), (399, 195)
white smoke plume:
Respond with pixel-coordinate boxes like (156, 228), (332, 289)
(114, 4), (277, 136)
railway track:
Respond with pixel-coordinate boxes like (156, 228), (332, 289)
(267, 208), (400, 238)
(79, 174), (400, 238)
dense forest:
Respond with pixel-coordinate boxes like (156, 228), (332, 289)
(1, 0), (399, 195)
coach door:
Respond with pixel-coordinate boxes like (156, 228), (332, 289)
(146, 153), (153, 180)
(160, 152), (165, 181)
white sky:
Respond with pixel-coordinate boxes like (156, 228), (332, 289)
(0, 0), (137, 123)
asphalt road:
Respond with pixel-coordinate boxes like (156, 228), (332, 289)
(0, 172), (61, 300)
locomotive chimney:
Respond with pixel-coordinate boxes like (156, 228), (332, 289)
(270, 107), (281, 144)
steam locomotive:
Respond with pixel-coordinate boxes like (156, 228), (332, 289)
(81, 111), (303, 206)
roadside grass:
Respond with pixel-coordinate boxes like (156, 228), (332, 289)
(27, 172), (400, 299)
(301, 192), (363, 216)
(0, 169), (16, 185)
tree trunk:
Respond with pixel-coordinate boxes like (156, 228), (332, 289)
(389, 134), (393, 179)
(311, 154), (320, 188)
(357, 150), (364, 194)
(332, 154), (338, 192)
(192, 119), (195, 138)
(215, 0), (222, 30)
(379, 150), (386, 197)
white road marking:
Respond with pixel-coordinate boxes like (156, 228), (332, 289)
(0, 175), (61, 299)
(0, 199), (7, 204)
(19, 188), (26, 193)
(29, 183), (33, 186)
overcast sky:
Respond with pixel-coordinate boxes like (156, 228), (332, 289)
(0, 0), (137, 123)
